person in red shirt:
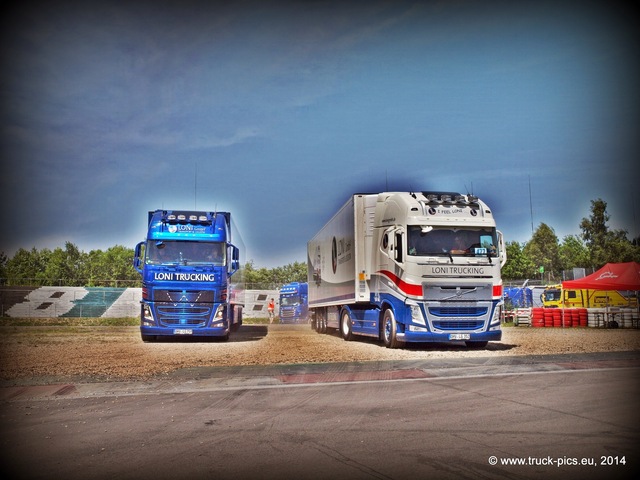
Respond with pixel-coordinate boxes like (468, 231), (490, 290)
(268, 298), (275, 324)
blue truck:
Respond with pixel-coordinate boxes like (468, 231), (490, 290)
(278, 282), (309, 324)
(133, 210), (244, 342)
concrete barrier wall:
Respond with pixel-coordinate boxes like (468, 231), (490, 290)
(1, 287), (280, 319)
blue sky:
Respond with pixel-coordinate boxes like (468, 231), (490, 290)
(1, 0), (638, 268)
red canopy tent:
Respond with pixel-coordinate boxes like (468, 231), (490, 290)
(562, 262), (640, 291)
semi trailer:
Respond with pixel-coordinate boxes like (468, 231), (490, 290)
(308, 192), (506, 348)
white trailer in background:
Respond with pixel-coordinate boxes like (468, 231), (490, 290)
(307, 192), (506, 348)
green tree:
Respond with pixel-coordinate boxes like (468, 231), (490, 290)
(103, 245), (139, 286)
(580, 198), (640, 267)
(80, 246), (139, 286)
(244, 260), (308, 289)
(244, 260), (276, 289)
(580, 198), (610, 268)
(558, 235), (589, 272)
(43, 242), (84, 286)
(5, 247), (48, 285)
(523, 223), (561, 281)
(501, 241), (536, 280)
(0, 251), (7, 284)
(604, 230), (640, 264)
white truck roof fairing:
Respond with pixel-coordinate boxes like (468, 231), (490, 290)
(376, 192), (496, 229)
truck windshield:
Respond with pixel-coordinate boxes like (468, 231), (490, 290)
(281, 295), (301, 306)
(407, 226), (498, 257)
(543, 289), (561, 302)
(145, 240), (226, 266)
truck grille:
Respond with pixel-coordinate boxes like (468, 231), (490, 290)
(156, 303), (212, 327)
(427, 303), (491, 331)
(432, 320), (484, 330)
(429, 306), (487, 317)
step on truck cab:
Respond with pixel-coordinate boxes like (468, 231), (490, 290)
(133, 210), (244, 342)
(279, 282), (309, 324)
(308, 192), (506, 348)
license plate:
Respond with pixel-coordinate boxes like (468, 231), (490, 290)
(174, 328), (193, 335)
(449, 333), (470, 340)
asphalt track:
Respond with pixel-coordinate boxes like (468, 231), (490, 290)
(1, 351), (639, 480)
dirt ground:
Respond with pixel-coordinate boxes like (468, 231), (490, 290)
(1, 323), (639, 386)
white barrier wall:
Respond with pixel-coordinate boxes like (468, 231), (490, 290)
(1, 287), (279, 319)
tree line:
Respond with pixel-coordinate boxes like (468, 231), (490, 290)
(503, 199), (639, 282)
(1, 198), (638, 288)
(0, 243), (307, 289)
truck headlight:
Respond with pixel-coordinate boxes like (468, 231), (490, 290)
(490, 304), (502, 330)
(142, 304), (155, 326)
(410, 304), (425, 326)
(211, 304), (225, 325)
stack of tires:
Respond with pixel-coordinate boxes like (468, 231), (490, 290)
(531, 307), (545, 327)
(531, 307), (588, 327)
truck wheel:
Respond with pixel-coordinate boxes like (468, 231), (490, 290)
(315, 310), (327, 334)
(319, 315), (328, 334)
(382, 309), (402, 349)
(340, 309), (353, 341)
(141, 334), (156, 342)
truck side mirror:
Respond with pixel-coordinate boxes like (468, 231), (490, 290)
(229, 245), (240, 275)
(394, 232), (403, 263)
(134, 241), (144, 274)
(497, 231), (507, 267)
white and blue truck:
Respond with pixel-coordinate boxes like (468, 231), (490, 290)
(308, 192), (506, 348)
(133, 210), (244, 342)
(278, 282), (309, 324)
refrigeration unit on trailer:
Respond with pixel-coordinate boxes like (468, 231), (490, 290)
(308, 192), (506, 348)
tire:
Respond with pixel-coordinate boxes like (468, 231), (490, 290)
(340, 309), (353, 341)
(465, 340), (488, 349)
(382, 308), (402, 349)
(319, 314), (327, 334)
(315, 310), (326, 333)
(141, 334), (156, 342)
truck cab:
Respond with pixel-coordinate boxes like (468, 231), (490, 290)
(279, 282), (309, 324)
(373, 192), (506, 347)
(133, 210), (244, 341)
